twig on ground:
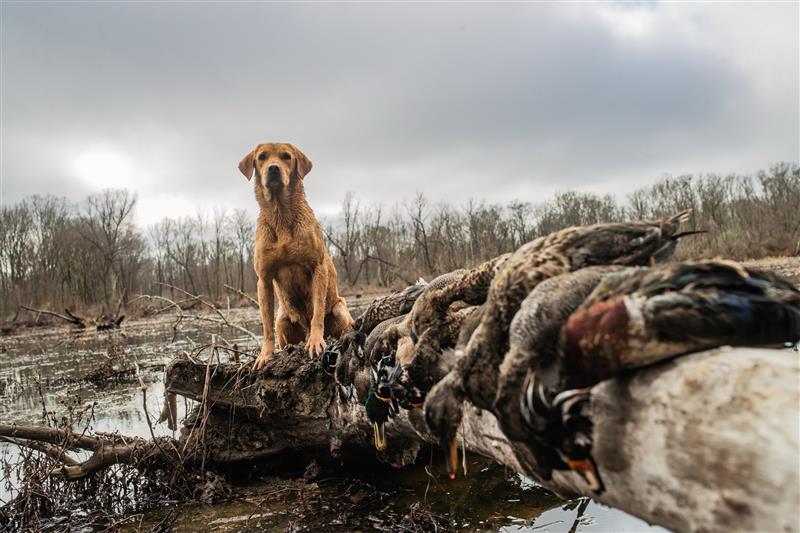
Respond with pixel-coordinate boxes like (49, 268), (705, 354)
(224, 284), (259, 307)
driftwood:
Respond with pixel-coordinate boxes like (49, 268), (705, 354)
(164, 345), (799, 533)
(0, 423), (178, 480)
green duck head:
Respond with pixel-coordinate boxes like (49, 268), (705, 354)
(365, 383), (392, 450)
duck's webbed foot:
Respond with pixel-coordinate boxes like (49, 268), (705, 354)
(521, 375), (605, 494)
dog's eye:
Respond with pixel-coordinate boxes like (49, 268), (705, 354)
(257, 153), (267, 161)
(280, 152), (291, 161)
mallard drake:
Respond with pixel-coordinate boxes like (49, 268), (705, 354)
(342, 314), (408, 403)
(364, 356), (400, 450)
(509, 260), (800, 493)
(425, 211), (699, 479)
(365, 382), (393, 450)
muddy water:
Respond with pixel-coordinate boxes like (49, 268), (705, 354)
(0, 307), (665, 532)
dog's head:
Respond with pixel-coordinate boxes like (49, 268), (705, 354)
(238, 143), (312, 190)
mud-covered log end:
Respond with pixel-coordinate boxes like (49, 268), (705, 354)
(164, 346), (800, 533)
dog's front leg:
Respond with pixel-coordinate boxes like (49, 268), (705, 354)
(253, 276), (276, 369)
(306, 263), (329, 357)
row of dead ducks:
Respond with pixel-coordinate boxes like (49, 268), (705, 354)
(320, 210), (800, 493)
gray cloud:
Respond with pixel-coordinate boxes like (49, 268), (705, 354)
(2, 2), (797, 225)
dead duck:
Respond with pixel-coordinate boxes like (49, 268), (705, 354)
(401, 304), (482, 395)
(340, 314), (408, 404)
(368, 299), (484, 419)
(353, 279), (429, 337)
(364, 357), (400, 451)
(332, 280), (430, 384)
(508, 260), (800, 493)
(368, 268), (469, 366)
(493, 266), (620, 441)
(409, 253), (511, 347)
(377, 255), (510, 409)
(332, 275), (439, 391)
(425, 210), (699, 479)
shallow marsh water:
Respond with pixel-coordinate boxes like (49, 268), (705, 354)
(0, 305), (665, 532)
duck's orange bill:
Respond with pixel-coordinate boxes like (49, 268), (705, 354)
(447, 437), (458, 480)
(373, 422), (387, 451)
(566, 458), (604, 493)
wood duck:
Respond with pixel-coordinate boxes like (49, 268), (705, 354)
(508, 260), (800, 493)
(425, 211), (701, 479)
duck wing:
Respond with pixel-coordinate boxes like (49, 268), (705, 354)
(354, 280), (428, 335)
(561, 260), (800, 386)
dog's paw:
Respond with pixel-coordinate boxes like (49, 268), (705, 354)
(307, 334), (326, 358)
(252, 346), (274, 370)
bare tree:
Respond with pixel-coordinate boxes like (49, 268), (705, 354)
(77, 190), (138, 310)
(1, 162), (798, 319)
(228, 208), (254, 293)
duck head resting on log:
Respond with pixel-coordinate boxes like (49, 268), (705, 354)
(424, 210), (702, 481)
(492, 260), (800, 494)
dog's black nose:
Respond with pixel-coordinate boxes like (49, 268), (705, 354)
(268, 165), (281, 176)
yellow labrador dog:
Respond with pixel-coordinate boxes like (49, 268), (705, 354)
(238, 142), (353, 369)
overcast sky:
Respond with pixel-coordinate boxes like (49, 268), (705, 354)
(2, 1), (798, 226)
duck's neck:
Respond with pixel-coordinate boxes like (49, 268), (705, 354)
(255, 181), (315, 237)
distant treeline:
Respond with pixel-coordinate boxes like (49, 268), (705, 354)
(1, 162), (797, 318)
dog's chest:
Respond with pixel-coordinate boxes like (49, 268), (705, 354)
(262, 234), (316, 269)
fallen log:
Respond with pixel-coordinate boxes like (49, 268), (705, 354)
(0, 423), (180, 480)
(165, 346), (799, 533)
(18, 306), (125, 331)
(20, 306), (87, 329)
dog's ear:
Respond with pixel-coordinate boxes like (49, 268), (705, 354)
(238, 149), (255, 181)
(290, 145), (313, 179)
